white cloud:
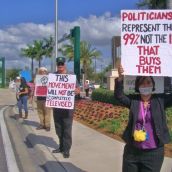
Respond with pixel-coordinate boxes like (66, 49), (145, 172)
(59, 13), (120, 46)
(0, 12), (120, 69)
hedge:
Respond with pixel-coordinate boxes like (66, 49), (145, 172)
(91, 88), (120, 105)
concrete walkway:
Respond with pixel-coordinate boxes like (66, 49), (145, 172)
(17, 106), (123, 172)
(4, 89), (172, 172)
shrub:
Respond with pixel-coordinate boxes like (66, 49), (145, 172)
(98, 120), (109, 128)
(119, 108), (128, 123)
(98, 119), (121, 134)
(107, 119), (121, 133)
(166, 107), (172, 126)
(91, 88), (120, 105)
(169, 129), (172, 143)
(166, 107), (172, 142)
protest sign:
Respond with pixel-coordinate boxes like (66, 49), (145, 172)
(121, 10), (172, 76)
(124, 75), (164, 94)
(34, 75), (48, 96)
(46, 73), (76, 109)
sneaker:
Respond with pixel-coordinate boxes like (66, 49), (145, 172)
(45, 127), (50, 131)
(63, 151), (70, 158)
(36, 125), (44, 130)
(52, 148), (63, 153)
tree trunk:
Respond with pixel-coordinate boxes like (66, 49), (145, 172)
(83, 65), (87, 81)
(31, 57), (34, 78)
(39, 59), (41, 68)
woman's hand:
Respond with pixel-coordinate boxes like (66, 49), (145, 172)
(118, 64), (124, 81)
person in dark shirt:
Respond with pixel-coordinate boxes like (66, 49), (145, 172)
(52, 57), (80, 158)
(17, 77), (29, 119)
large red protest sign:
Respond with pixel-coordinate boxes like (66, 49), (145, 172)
(46, 73), (76, 109)
(34, 75), (48, 96)
(121, 10), (172, 76)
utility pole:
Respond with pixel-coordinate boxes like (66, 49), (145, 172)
(53, 0), (58, 72)
(70, 26), (80, 83)
(100, 64), (103, 85)
(167, 0), (172, 8)
(0, 57), (5, 88)
(58, 27), (80, 83)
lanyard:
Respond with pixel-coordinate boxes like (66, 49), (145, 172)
(140, 102), (148, 126)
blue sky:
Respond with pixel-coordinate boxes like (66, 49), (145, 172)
(0, 0), (139, 70)
(0, 0), (138, 26)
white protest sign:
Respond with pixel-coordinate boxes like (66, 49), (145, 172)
(46, 73), (76, 109)
(124, 75), (164, 94)
(34, 75), (48, 97)
(121, 10), (172, 76)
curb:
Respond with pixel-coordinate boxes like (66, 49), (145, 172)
(12, 106), (67, 172)
(0, 106), (20, 172)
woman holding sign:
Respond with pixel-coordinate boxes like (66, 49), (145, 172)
(36, 67), (51, 131)
(115, 65), (172, 172)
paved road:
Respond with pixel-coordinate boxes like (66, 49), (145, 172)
(0, 108), (8, 172)
(0, 89), (55, 172)
(0, 89), (51, 172)
(0, 89), (17, 172)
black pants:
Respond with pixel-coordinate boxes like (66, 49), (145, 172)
(53, 109), (73, 152)
(85, 89), (89, 97)
(123, 144), (164, 172)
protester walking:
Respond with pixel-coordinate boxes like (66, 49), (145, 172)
(84, 80), (89, 97)
(17, 77), (29, 119)
(36, 67), (51, 131)
(115, 65), (172, 172)
(52, 57), (80, 158)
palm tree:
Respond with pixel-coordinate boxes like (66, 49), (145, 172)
(21, 44), (36, 76)
(43, 36), (55, 58)
(33, 40), (45, 67)
(137, 0), (167, 9)
(58, 38), (74, 60)
(80, 41), (102, 79)
(59, 39), (102, 79)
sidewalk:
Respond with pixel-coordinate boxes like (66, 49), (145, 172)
(13, 103), (172, 172)
(15, 104), (124, 172)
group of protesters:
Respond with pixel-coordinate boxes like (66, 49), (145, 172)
(12, 57), (172, 170)
(13, 57), (80, 159)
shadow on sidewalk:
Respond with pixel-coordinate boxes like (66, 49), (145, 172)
(25, 133), (58, 149)
(40, 161), (87, 172)
(9, 114), (19, 120)
(22, 119), (40, 128)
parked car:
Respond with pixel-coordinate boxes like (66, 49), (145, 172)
(79, 83), (95, 91)
(93, 84), (100, 89)
(89, 83), (95, 91)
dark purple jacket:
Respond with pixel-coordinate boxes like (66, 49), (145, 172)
(114, 79), (171, 146)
